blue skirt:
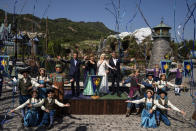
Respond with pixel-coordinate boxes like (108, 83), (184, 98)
(24, 109), (40, 127)
(141, 109), (157, 128)
(38, 88), (47, 99)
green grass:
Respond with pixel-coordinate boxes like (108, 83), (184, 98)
(99, 92), (128, 100)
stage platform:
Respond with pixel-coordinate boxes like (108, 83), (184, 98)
(63, 90), (128, 114)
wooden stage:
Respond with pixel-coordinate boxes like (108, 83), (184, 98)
(63, 90), (128, 114)
(64, 99), (127, 114)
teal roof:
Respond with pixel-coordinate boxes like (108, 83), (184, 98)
(153, 21), (171, 29)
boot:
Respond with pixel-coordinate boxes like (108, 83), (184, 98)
(136, 108), (140, 115)
(126, 108), (131, 117)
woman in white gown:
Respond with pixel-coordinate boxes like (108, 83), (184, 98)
(97, 54), (115, 95)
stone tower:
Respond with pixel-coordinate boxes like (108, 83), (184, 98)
(148, 21), (172, 68)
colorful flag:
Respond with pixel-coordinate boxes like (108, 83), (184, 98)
(0, 55), (9, 74)
(183, 60), (193, 77)
(160, 60), (171, 78)
(90, 75), (103, 94)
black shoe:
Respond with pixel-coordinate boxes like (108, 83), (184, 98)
(36, 125), (45, 130)
(125, 113), (130, 117)
(136, 111), (140, 115)
(157, 121), (160, 126)
(47, 124), (54, 130)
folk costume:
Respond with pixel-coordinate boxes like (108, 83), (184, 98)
(83, 60), (97, 96)
(37, 90), (69, 129)
(128, 90), (167, 128)
(36, 68), (49, 99)
(155, 91), (182, 126)
(124, 75), (142, 116)
(49, 64), (69, 102)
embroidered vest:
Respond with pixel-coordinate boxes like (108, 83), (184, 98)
(19, 78), (32, 95)
(44, 98), (55, 110)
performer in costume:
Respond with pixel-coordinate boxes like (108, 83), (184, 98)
(36, 68), (49, 99)
(141, 73), (156, 97)
(155, 74), (176, 98)
(97, 54), (115, 95)
(83, 54), (97, 96)
(58, 52), (86, 97)
(49, 64), (73, 102)
(155, 90), (186, 126)
(146, 64), (161, 82)
(153, 64), (161, 82)
(170, 64), (184, 95)
(126, 90), (170, 128)
(37, 89), (70, 130)
(123, 69), (143, 116)
(18, 69), (33, 122)
(10, 90), (42, 127)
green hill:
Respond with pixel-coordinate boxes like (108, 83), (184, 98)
(0, 9), (115, 43)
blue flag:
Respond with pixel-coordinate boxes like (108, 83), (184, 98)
(183, 60), (193, 77)
(0, 55), (9, 74)
(160, 60), (171, 77)
(90, 75), (103, 93)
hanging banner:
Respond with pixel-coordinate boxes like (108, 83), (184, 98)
(183, 60), (193, 77)
(160, 60), (171, 78)
(0, 55), (9, 74)
(90, 75), (103, 94)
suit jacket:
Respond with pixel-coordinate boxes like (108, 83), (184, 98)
(61, 58), (84, 79)
(109, 57), (121, 75)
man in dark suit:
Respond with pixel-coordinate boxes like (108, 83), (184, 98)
(109, 52), (122, 97)
(60, 52), (85, 97)
(109, 52), (135, 97)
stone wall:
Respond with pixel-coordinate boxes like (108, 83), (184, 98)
(148, 38), (172, 68)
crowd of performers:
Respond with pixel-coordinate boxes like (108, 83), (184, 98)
(0, 51), (188, 129)
(124, 71), (186, 128)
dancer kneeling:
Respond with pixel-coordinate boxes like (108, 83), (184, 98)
(126, 89), (170, 128)
(37, 89), (70, 129)
(10, 90), (42, 127)
(155, 90), (186, 126)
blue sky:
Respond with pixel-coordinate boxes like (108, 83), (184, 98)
(0, 0), (195, 40)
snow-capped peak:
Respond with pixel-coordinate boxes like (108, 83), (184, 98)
(108, 27), (152, 44)
(132, 27), (152, 43)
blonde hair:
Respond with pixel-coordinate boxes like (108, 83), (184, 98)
(100, 53), (106, 60)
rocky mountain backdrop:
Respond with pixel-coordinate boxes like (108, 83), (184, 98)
(0, 9), (115, 43)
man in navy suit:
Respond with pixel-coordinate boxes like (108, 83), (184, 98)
(60, 52), (85, 97)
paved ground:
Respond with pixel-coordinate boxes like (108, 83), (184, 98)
(0, 71), (196, 131)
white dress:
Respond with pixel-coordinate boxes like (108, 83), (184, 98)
(97, 60), (113, 94)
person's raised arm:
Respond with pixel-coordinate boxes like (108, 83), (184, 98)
(55, 99), (70, 107)
(123, 77), (132, 84)
(10, 99), (30, 112)
(125, 97), (145, 104)
(57, 56), (70, 63)
(167, 82), (176, 88)
(105, 61), (114, 70)
(168, 100), (181, 113)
